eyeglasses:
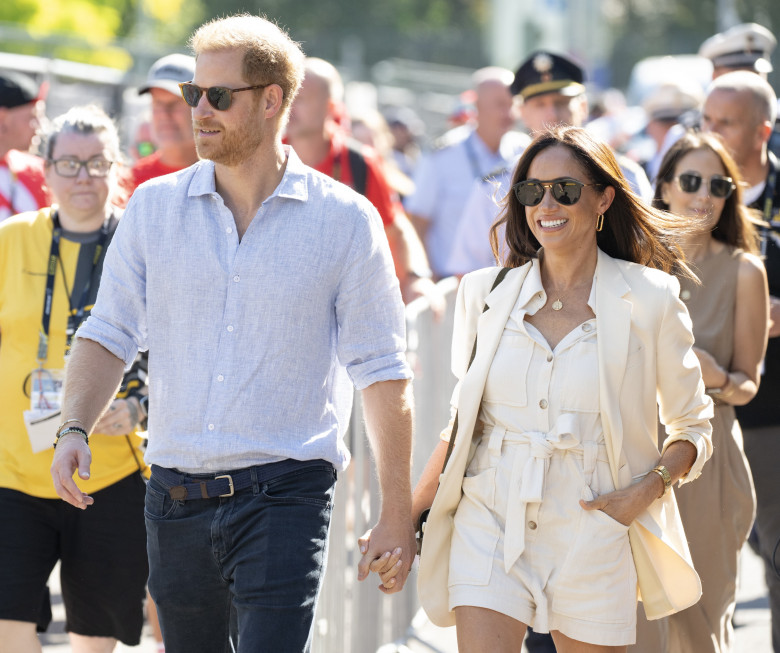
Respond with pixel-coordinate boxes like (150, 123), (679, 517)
(513, 178), (603, 207)
(48, 157), (113, 178)
(178, 82), (269, 111)
(675, 172), (735, 199)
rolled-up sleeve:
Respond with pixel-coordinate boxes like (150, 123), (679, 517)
(336, 202), (412, 389)
(656, 277), (714, 483)
(76, 196), (148, 367)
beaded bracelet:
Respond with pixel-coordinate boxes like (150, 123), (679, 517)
(53, 426), (89, 448)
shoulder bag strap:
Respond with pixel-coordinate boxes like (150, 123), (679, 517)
(441, 266), (510, 472)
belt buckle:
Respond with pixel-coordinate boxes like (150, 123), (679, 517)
(215, 474), (234, 498)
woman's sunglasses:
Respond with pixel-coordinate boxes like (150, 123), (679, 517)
(675, 172), (735, 199)
(513, 178), (603, 207)
(178, 82), (269, 111)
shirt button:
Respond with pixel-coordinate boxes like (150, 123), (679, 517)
(227, 325), (234, 332)
(539, 399), (548, 409)
(217, 374), (224, 382)
(208, 423), (215, 431)
(582, 323), (593, 332)
(226, 227), (233, 234)
(528, 521), (537, 530)
(546, 353), (553, 362)
(233, 275), (240, 282)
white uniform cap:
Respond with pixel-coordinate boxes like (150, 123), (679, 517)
(699, 23), (776, 73)
(642, 82), (703, 121)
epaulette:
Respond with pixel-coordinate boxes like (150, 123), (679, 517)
(482, 166), (508, 183)
(432, 125), (471, 151)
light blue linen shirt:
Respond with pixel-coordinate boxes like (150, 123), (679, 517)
(77, 147), (411, 473)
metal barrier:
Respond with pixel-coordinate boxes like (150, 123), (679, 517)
(312, 277), (459, 653)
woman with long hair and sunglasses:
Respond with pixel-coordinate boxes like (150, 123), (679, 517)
(0, 105), (150, 651)
(398, 125), (715, 652)
(635, 130), (768, 653)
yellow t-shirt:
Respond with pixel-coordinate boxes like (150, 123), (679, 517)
(0, 208), (148, 498)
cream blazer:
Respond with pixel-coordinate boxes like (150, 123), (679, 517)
(418, 248), (714, 626)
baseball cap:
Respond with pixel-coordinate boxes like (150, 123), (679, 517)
(138, 54), (196, 96)
(511, 51), (586, 101)
(0, 70), (41, 109)
(699, 23), (776, 74)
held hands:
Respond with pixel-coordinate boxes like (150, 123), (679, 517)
(357, 515), (416, 594)
(51, 433), (94, 509)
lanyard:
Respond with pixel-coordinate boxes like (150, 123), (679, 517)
(463, 133), (483, 180)
(36, 212), (110, 362)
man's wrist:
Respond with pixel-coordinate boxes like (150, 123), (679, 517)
(54, 426), (89, 448)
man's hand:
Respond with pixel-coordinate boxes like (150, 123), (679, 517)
(51, 433), (94, 509)
(93, 397), (141, 435)
(357, 514), (415, 594)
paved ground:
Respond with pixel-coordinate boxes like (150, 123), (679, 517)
(41, 545), (772, 652)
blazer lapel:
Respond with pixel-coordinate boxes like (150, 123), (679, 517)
(595, 250), (632, 487)
(458, 264), (531, 414)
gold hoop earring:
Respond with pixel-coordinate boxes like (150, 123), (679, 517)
(596, 214), (604, 232)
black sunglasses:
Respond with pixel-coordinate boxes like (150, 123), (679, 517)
(178, 82), (269, 111)
(513, 178), (603, 207)
(675, 172), (735, 199)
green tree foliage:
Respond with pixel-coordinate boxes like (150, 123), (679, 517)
(0, 0), (203, 70)
(190, 0), (488, 67)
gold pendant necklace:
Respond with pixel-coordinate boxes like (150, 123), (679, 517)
(551, 298), (563, 311)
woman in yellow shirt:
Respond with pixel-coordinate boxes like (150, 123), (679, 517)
(0, 105), (149, 651)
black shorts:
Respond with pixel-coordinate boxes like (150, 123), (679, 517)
(0, 473), (149, 645)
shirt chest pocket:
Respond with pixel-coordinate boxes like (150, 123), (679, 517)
(482, 334), (532, 408)
(560, 340), (601, 413)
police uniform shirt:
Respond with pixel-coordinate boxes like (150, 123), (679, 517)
(406, 128), (528, 278)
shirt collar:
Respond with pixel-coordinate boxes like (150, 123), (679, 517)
(186, 145), (309, 203)
(511, 252), (598, 319)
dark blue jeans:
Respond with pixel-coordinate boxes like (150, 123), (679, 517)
(145, 460), (336, 653)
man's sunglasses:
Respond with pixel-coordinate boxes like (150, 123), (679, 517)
(674, 172), (735, 199)
(178, 82), (269, 111)
(513, 178), (603, 207)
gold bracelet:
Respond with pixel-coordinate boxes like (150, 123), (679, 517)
(649, 465), (672, 497)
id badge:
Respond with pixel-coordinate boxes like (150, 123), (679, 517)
(24, 368), (65, 453)
(24, 408), (61, 453)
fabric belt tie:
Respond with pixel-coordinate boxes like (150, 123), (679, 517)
(150, 459), (332, 501)
(499, 413), (582, 572)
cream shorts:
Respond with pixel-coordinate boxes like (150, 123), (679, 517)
(448, 426), (638, 646)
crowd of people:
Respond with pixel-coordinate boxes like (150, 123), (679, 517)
(0, 11), (779, 653)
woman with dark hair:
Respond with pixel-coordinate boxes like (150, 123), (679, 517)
(638, 130), (767, 653)
(402, 125), (713, 651)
